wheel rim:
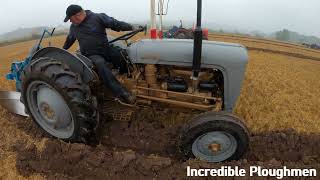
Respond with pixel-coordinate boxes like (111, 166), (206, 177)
(192, 131), (237, 162)
(26, 81), (74, 139)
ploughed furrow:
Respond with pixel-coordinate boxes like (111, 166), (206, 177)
(208, 34), (320, 56)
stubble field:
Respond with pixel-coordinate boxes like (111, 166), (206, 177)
(0, 33), (319, 179)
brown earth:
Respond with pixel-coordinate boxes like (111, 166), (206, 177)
(0, 33), (319, 179)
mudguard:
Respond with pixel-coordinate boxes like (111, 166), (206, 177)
(127, 39), (248, 112)
(31, 47), (97, 83)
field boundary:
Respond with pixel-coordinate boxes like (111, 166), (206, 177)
(248, 47), (320, 61)
(208, 33), (307, 48)
(208, 34), (320, 55)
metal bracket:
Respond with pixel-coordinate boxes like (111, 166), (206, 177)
(156, 0), (170, 15)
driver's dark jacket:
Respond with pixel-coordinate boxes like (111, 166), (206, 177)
(63, 10), (133, 56)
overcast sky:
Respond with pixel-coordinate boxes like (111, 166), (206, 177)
(0, 0), (319, 37)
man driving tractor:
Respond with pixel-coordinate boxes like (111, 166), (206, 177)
(63, 4), (140, 104)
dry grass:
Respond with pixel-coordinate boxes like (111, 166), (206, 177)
(0, 36), (79, 179)
(0, 36), (78, 76)
(206, 34), (320, 133)
(234, 51), (320, 133)
(208, 34), (320, 59)
(0, 33), (319, 178)
(1, 33), (319, 133)
(0, 108), (46, 180)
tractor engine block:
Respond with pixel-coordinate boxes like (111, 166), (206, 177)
(116, 64), (224, 111)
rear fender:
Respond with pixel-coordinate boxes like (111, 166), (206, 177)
(31, 47), (97, 83)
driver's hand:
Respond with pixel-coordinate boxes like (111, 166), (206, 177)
(132, 25), (144, 31)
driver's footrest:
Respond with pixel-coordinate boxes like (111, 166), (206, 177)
(101, 99), (136, 122)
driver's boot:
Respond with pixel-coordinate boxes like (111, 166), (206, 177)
(119, 88), (136, 105)
(106, 78), (136, 104)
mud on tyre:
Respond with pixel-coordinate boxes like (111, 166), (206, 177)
(20, 57), (98, 142)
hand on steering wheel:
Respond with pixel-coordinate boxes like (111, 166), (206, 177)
(109, 25), (147, 44)
(132, 25), (143, 31)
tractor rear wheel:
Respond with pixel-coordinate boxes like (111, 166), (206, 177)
(179, 112), (249, 162)
(21, 57), (98, 142)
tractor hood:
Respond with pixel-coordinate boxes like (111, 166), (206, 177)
(126, 39), (248, 112)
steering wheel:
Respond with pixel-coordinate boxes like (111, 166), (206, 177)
(109, 26), (147, 44)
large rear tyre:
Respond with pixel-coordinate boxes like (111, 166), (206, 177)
(179, 112), (249, 162)
(21, 57), (98, 142)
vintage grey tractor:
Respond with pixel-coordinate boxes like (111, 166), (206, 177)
(2, 1), (249, 163)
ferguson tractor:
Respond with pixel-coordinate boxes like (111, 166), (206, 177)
(1, 0), (249, 163)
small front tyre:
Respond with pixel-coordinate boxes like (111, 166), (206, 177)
(179, 112), (249, 162)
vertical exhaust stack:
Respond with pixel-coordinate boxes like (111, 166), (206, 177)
(192, 0), (203, 80)
(150, 0), (157, 39)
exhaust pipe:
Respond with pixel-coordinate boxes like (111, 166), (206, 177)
(192, 0), (203, 79)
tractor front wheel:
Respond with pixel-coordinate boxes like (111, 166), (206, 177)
(21, 57), (98, 142)
(179, 112), (249, 162)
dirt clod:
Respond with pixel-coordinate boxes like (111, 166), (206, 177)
(113, 150), (137, 167)
(138, 154), (172, 171)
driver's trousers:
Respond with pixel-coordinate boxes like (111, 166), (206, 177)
(89, 54), (126, 97)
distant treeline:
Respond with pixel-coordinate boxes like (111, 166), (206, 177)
(0, 31), (68, 47)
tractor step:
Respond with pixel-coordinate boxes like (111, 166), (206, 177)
(101, 99), (136, 122)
